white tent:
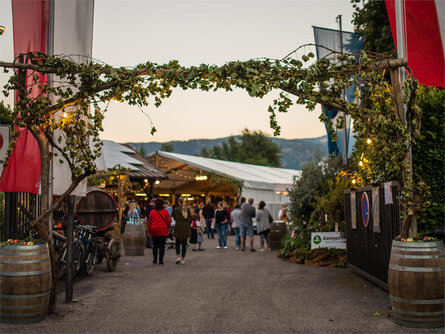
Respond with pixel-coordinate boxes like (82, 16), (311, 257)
(147, 151), (301, 218)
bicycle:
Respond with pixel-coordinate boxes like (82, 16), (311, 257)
(54, 224), (85, 280)
(79, 225), (98, 276)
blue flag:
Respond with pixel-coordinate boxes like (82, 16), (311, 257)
(313, 26), (363, 159)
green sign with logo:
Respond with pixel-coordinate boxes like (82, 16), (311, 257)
(311, 232), (346, 249)
(313, 235), (322, 244)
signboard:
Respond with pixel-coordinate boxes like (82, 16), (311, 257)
(0, 125), (10, 176)
(351, 190), (357, 229)
(384, 182), (393, 204)
(361, 192), (370, 227)
(311, 232), (346, 249)
(372, 187), (380, 233)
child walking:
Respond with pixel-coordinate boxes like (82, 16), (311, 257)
(190, 214), (204, 251)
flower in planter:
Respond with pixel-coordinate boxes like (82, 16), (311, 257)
(1, 238), (44, 246)
(395, 234), (439, 242)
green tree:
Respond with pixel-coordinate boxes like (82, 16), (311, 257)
(412, 86), (445, 233)
(200, 128), (281, 167)
(351, 0), (396, 55)
(161, 142), (174, 152)
(137, 145), (147, 156)
(288, 153), (343, 246)
(0, 101), (13, 125)
(310, 175), (349, 232)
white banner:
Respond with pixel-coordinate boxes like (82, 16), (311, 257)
(311, 232), (346, 250)
(52, 0), (94, 197)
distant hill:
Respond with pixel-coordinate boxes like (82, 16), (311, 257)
(128, 135), (328, 170)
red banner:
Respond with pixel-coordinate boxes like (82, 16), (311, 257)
(385, 0), (445, 87)
(0, 0), (49, 193)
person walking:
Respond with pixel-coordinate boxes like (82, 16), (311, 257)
(148, 198), (171, 264)
(256, 201), (272, 252)
(190, 214), (204, 251)
(231, 203), (242, 250)
(127, 201), (140, 222)
(202, 200), (215, 239)
(240, 198), (256, 252)
(172, 197), (191, 264)
(214, 201), (231, 249)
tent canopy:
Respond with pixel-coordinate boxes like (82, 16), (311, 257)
(147, 151), (301, 197)
(96, 140), (167, 180)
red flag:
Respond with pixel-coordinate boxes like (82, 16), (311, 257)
(385, 0), (445, 87)
(0, 0), (49, 193)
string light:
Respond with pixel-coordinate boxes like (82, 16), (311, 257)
(156, 156), (194, 180)
(366, 138), (372, 145)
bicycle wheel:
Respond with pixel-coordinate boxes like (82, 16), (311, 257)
(84, 245), (98, 276)
(56, 247), (67, 280)
(106, 239), (119, 272)
(73, 242), (85, 278)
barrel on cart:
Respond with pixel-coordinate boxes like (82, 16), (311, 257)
(76, 189), (118, 231)
(75, 189), (120, 271)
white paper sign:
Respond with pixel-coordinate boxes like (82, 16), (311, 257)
(351, 190), (357, 229)
(311, 232), (346, 249)
(372, 186), (380, 233)
(384, 182), (393, 204)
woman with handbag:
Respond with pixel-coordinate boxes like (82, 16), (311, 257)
(148, 198), (171, 265)
(256, 200), (272, 252)
(172, 197), (191, 265)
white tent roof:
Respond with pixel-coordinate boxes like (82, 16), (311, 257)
(97, 140), (143, 171)
(149, 151), (301, 191)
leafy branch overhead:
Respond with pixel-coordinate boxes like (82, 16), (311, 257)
(1, 47), (421, 237)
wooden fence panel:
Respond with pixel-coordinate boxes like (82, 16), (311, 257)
(344, 182), (401, 289)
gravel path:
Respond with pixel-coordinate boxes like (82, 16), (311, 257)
(1, 235), (442, 333)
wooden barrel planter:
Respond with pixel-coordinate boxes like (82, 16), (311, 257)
(77, 189), (118, 231)
(0, 243), (51, 324)
(270, 222), (287, 250)
(388, 240), (445, 328)
(123, 224), (146, 256)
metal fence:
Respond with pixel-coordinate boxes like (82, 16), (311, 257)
(344, 181), (401, 290)
(0, 192), (41, 241)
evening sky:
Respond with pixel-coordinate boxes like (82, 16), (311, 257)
(0, 0), (355, 143)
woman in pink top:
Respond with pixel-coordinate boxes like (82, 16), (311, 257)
(148, 198), (171, 265)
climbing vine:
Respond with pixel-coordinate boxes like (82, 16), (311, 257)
(0, 47), (425, 311)
(0, 50), (421, 231)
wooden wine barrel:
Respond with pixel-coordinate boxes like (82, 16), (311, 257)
(0, 243), (51, 324)
(270, 222), (287, 250)
(388, 240), (445, 328)
(123, 224), (146, 256)
(77, 189), (117, 231)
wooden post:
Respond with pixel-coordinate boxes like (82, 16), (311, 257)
(65, 195), (75, 302)
(389, 68), (417, 237)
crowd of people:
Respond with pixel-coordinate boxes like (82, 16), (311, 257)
(122, 196), (288, 265)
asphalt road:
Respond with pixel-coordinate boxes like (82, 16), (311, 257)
(1, 236), (442, 334)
